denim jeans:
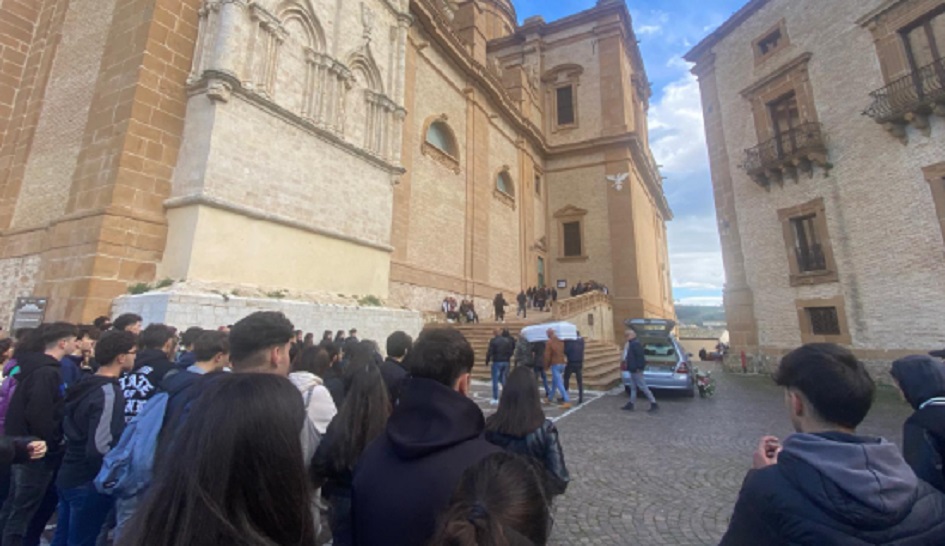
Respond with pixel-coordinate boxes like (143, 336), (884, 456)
(549, 364), (570, 403)
(51, 483), (114, 546)
(628, 371), (656, 405)
(533, 367), (550, 398)
(491, 362), (509, 400)
(0, 458), (60, 546)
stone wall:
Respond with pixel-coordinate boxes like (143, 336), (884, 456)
(0, 254), (41, 328)
(690, 0), (945, 362)
(111, 290), (424, 354)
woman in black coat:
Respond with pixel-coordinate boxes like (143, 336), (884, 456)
(891, 355), (945, 493)
(485, 365), (569, 497)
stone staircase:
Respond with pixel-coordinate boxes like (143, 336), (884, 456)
(424, 310), (624, 391)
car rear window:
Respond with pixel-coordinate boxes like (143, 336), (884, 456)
(643, 340), (677, 362)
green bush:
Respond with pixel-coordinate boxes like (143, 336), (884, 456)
(128, 283), (152, 295)
(358, 295), (383, 307)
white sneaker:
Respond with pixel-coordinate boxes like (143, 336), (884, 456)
(489, 399), (499, 405)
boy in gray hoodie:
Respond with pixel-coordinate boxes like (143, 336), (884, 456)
(721, 343), (945, 545)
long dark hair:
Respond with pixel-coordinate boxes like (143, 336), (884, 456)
(430, 453), (551, 546)
(122, 374), (315, 546)
(486, 366), (545, 437)
(292, 346), (332, 378)
(327, 355), (391, 475)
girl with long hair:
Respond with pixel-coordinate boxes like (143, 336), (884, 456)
(430, 452), (552, 546)
(485, 365), (570, 497)
(312, 355), (391, 545)
(120, 373), (316, 546)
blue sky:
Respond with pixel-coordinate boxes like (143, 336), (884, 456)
(514, 0), (746, 306)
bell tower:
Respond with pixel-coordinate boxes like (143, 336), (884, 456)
(453, 0), (517, 63)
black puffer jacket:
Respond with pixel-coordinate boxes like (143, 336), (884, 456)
(485, 419), (569, 496)
(892, 355), (945, 493)
(721, 431), (945, 545)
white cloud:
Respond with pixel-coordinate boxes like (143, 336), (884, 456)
(648, 70), (707, 175)
(667, 215), (724, 291)
(637, 24), (662, 36)
(675, 296), (724, 307)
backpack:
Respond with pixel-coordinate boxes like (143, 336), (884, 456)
(0, 361), (21, 436)
(95, 391), (169, 499)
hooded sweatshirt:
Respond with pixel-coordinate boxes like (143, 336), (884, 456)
(720, 431), (945, 545)
(891, 355), (945, 492)
(4, 352), (65, 454)
(56, 375), (125, 489)
(351, 377), (501, 546)
(287, 371), (336, 434)
(119, 348), (177, 422)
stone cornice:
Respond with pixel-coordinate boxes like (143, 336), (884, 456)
(190, 71), (406, 176)
(165, 194), (395, 253)
(684, 0), (771, 65)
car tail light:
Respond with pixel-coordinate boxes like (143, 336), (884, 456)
(676, 361), (690, 375)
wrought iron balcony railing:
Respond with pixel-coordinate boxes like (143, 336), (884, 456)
(864, 57), (945, 123)
(743, 122), (828, 185)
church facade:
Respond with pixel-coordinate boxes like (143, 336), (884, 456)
(0, 0), (674, 335)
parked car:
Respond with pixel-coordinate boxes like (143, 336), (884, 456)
(622, 318), (695, 397)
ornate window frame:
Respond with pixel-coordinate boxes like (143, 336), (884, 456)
(741, 53), (818, 146)
(796, 296), (852, 345)
(554, 205), (588, 262)
(421, 114), (461, 173)
(543, 64), (583, 133)
(777, 198), (839, 287)
(752, 19), (790, 65)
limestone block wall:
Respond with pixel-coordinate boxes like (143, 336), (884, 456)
(11, 0), (119, 230)
(702, 0), (945, 355)
(545, 153), (614, 289)
(111, 290), (424, 355)
(0, 255), (42, 328)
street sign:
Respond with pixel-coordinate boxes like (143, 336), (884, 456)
(11, 297), (48, 333)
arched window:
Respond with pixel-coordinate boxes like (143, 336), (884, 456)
(497, 171), (514, 196)
(426, 121), (457, 157)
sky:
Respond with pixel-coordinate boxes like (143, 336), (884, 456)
(513, 0), (746, 306)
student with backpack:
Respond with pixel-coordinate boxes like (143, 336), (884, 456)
(0, 323), (78, 546)
(52, 330), (136, 546)
(120, 373), (317, 545)
(161, 330), (230, 428)
(288, 346), (337, 435)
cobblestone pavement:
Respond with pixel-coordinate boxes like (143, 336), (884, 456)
(545, 365), (911, 546)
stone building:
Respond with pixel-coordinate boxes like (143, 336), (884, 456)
(685, 0), (945, 372)
(0, 0), (673, 338)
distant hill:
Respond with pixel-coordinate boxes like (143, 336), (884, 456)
(675, 305), (726, 327)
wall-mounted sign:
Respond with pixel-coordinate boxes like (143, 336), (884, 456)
(11, 297), (48, 333)
(557, 280), (567, 289)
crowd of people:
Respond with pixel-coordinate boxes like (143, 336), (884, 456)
(440, 297), (479, 324)
(0, 312), (570, 546)
(1, 309), (944, 545)
(568, 280), (608, 298)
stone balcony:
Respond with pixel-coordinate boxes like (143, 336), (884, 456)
(864, 57), (945, 140)
(743, 122), (829, 187)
